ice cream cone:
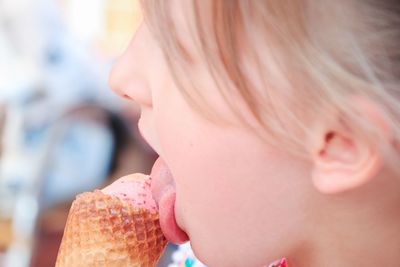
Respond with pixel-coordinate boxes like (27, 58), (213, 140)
(56, 186), (167, 267)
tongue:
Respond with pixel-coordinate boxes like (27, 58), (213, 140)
(151, 157), (189, 244)
(101, 159), (188, 244)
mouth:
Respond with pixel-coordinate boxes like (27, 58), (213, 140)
(137, 118), (188, 243)
(150, 157), (189, 244)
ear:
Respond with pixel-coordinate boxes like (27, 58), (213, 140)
(310, 97), (390, 194)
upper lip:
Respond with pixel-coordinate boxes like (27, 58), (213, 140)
(137, 116), (160, 155)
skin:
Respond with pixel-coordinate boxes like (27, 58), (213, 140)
(109, 3), (400, 267)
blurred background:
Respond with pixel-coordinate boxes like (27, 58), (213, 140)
(0, 0), (182, 266)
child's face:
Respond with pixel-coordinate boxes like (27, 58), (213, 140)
(110, 12), (313, 267)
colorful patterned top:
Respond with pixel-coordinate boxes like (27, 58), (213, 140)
(169, 243), (287, 267)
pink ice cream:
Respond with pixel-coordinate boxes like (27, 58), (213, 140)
(101, 174), (158, 212)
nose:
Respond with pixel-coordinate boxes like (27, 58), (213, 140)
(109, 23), (153, 107)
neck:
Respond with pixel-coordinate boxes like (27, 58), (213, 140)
(290, 175), (400, 267)
(303, 221), (400, 267)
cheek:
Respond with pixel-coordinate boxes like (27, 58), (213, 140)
(152, 86), (247, 213)
(152, 82), (312, 265)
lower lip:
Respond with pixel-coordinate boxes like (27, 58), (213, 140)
(150, 157), (189, 244)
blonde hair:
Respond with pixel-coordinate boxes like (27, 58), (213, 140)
(142, 1), (400, 169)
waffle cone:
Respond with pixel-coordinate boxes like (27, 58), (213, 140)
(56, 190), (167, 267)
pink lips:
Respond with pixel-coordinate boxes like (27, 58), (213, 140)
(150, 157), (189, 244)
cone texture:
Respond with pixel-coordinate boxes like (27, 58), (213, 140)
(56, 190), (167, 267)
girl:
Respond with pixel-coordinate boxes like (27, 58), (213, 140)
(109, 1), (400, 266)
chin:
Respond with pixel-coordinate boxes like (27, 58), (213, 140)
(192, 242), (274, 267)
(190, 244), (238, 267)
